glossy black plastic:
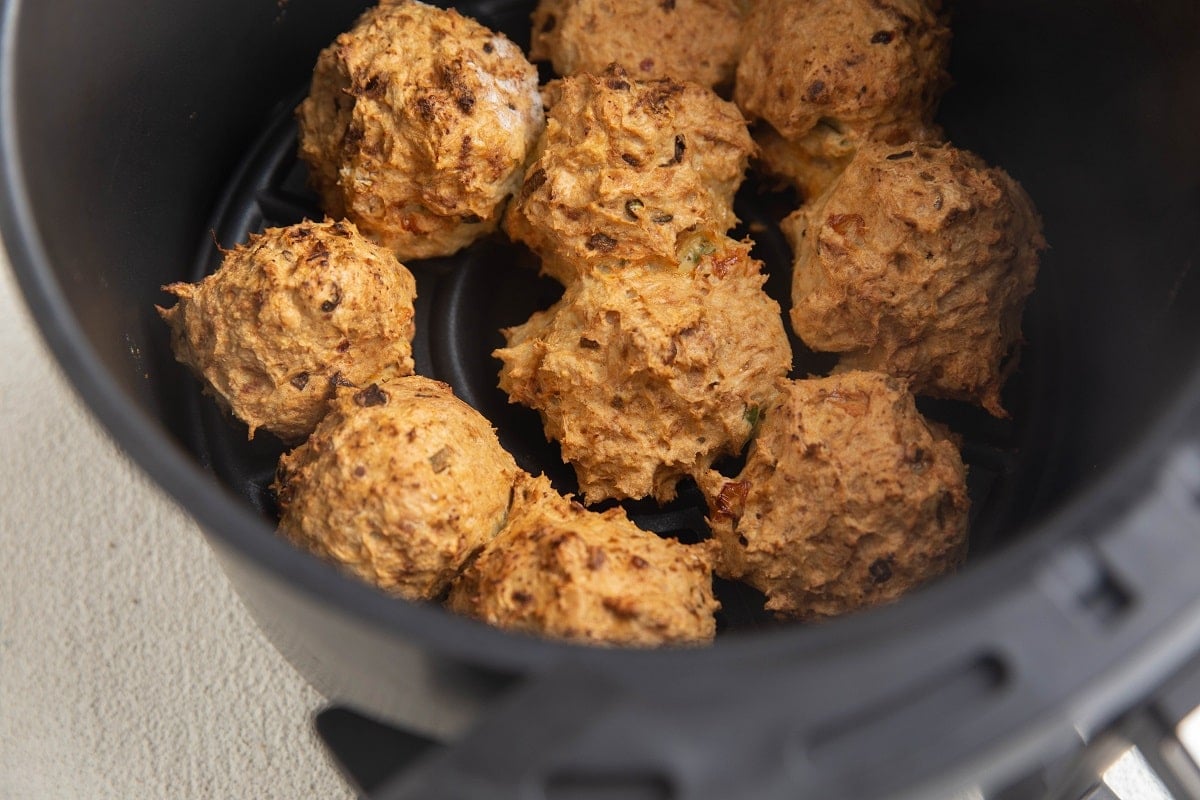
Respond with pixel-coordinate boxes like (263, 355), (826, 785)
(2, 0), (1199, 797)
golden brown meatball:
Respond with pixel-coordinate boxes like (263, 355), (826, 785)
(504, 68), (754, 284)
(735, 0), (950, 200)
(530, 0), (743, 89)
(785, 142), (1046, 416)
(158, 219), (416, 442)
(297, 0), (543, 261)
(496, 234), (792, 504)
(701, 372), (969, 621)
(447, 472), (718, 646)
(273, 376), (519, 601)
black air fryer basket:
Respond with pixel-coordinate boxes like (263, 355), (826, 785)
(3, 1), (1200, 798)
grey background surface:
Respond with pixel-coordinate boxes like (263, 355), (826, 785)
(0, 247), (353, 798)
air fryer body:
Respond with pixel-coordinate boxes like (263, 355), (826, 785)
(2, 1), (1200, 798)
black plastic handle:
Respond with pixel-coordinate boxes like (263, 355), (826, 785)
(320, 442), (1200, 800)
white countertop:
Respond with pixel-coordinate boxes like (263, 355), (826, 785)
(0, 248), (353, 797)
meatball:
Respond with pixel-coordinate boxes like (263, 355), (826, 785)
(297, 0), (544, 261)
(274, 376), (519, 601)
(735, 0), (950, 200)
(504, 67), (754, 285)
(702, 372), (969, 621)
(447, 472), (718, 646)
(753, 116), (943, 203)
(529, 0), (743, 89)
(158, 219), (416, 442)
(785, 141), (1046, 416)
(496, 234), (792, 504)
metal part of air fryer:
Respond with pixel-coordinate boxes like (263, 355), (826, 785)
(1, 0), (1199, 798)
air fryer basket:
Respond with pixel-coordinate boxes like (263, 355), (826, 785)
(2, 1), (1199, 798)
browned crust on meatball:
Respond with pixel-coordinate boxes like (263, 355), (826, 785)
(157, 219), (416, 442)
(736, 0), (949, 139)
(447, 472), (718, 645)
(273, 376), (519, 601)
(701, 372), (969, 620)
(296, 0), (543, 260)
(495, 234), (792, 503)
(786, 141), (1046, 416)
(735, 0), (950, 197)
(530, 0), (743, 89)
(504, 67), (754, 284)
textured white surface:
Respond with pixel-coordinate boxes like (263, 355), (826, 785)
(0, 250), (353, 798)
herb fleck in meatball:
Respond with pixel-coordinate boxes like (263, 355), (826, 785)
(702, 372), (969, 620)
(158, 219), (416, 442)
(297, 0), (544, 261)
(448, 472), (718, 646)
(785, 141), (1046, 416)
(735, 0), (950, 200)
(274, 376), (519, 602)
(505, 67), (753, 284)
(530, 0), (743, 89)
(496, 234), (792, 503)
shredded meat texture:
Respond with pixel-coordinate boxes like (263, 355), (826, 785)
(735, 0), (950, 200)
(701, 371), (969, 621)
(752, 116), (944, 203)
(504, 67), (753, 284)
(447, 472), (718, 645)
(296, 0), (543, 261)
(529, 0), (743, 89)
(785, 141), (1045, 416)
(273, 376), (519, 602)
(496, 235), (792, 504)
(157, 219), (416, 442)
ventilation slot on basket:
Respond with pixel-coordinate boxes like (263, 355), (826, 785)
(545, 773), (675, 800)
(314, 706), (439, 797)
(1040, 543), (1134, 629)
(1078, 569), (1134, 627)
(804, 654), (1009, 769)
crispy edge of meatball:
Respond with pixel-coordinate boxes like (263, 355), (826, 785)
(529, 0), (743, 89)
(447, 472), (718, 646)
(734, 0), (951, 142)
(752, 116), (945, 203)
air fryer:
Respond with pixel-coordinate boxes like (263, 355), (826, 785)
(2, 1), (1199, 798)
